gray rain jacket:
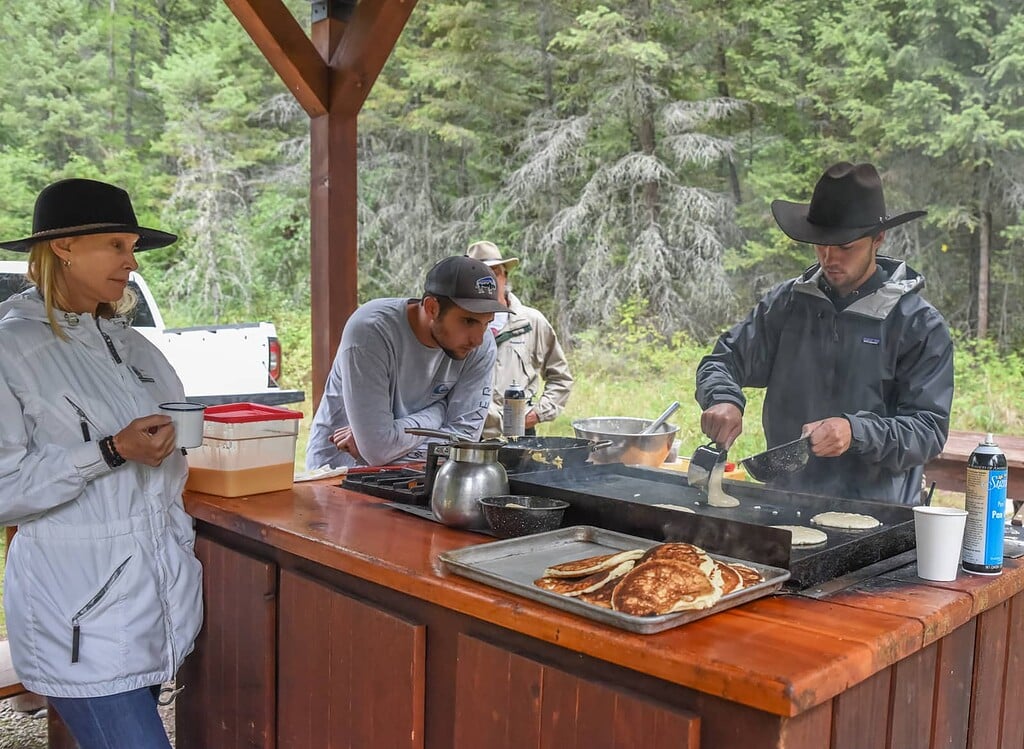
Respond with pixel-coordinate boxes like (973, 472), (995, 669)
(0, 289), (203, 697)
(695, 257), (953, 504)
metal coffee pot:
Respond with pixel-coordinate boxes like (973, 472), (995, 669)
(405, 428), (509, 529)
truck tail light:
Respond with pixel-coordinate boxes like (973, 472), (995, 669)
(268, 337), (282, 386)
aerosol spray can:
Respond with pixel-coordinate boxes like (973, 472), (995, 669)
(502, 381), (527, 438)
(962, 433), (1008, 575)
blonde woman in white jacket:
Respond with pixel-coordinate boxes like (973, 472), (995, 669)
(0, 179), (203, 748)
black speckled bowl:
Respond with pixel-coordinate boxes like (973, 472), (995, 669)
(478, 495), (570, 539)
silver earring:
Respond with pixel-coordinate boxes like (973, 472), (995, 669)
(62, 259), (71, 268)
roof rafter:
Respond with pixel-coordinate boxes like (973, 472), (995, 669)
(224, 0), (330, 117)
(330, 0), (418, 116)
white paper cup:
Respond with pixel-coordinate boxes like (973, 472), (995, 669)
(158, 402), (207, 449)
(913, 506), (968, 581)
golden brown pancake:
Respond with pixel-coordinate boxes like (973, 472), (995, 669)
(534, 559), (634, 596)
(576, 576), (619, 608)
(714, 560), (743, 595)
(729, 563), (763, 587)
(611, 559), (722, 616)
(542, 548), (644, 578)
(639, 543), (716, 576)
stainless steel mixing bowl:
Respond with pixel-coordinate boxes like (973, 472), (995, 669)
(571, 416), (679, 467)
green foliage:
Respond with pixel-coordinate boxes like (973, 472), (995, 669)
(950, 333), (1024, 432)
(542, 298), (772, 458)
(3, 0), (1024, 368)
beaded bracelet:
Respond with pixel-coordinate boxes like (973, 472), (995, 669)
(99, 435), (126, 468)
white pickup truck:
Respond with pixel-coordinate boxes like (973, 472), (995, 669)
(0, 260), (304, 406)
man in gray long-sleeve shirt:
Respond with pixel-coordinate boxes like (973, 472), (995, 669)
(306, 256), (508, 470)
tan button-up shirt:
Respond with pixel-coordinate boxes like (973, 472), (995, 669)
(484, 291), (573, 439)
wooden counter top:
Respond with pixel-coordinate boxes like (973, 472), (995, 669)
(184, 482), (1024, 718)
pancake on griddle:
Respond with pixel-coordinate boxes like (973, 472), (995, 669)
(542, 548), (644, 578)
(639, 542), (716, 576)
(652, 503), (696, 513)
(729, 563), (763, 587)
(771, 524), (828, 546)
(611, 559), (723, 616)
(534, 559), (635, 596)
(810, 511), (881, 530)
(714, 560), (743, 594)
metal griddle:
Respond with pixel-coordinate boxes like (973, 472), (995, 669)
(509, 464), (915, 589)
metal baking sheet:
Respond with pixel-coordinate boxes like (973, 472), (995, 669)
(439, 525), (790, 634)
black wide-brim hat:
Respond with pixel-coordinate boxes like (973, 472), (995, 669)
(0, 178), (177, 252)
(771, 162), (926, 246)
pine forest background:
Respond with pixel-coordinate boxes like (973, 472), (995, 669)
(1, 0), (1023, 443)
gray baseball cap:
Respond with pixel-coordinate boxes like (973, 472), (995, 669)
(424, 256), (509, 313)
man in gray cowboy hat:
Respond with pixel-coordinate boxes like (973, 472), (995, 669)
(466, 240), (574, 439)
(695, 162), (954, 504)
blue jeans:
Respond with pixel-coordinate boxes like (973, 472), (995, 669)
(48, 685), (172, 749)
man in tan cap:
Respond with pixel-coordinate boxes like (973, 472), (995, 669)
(466, 241), (574, 438)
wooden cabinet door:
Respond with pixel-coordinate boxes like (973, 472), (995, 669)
(176, 535), (277, 749)
(277, 569), (426, 749)
(453, 634), (700, 749)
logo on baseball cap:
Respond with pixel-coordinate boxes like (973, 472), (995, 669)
(424, 256), (509, 314)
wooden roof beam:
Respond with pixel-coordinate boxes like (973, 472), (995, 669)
(224, 0), (330, 118)
(330, 0), (419, 116)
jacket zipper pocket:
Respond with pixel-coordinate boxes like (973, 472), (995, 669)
(71, 556), (132, 663)
(64, 396), (96, 442)
(129, 365), (155, 383)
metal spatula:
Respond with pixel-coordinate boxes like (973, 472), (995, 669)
(739, 436), (811, 483)
(640, 401), (680, 435)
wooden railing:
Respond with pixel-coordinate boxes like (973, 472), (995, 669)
(926, 430), (1024, 498)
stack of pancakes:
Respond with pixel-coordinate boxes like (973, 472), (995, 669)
(534, 542), (764, 616)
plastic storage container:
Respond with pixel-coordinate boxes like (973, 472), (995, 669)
(185, 402), (303, 497)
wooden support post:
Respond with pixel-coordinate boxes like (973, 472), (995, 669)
(309, 11), (356, 409)
(309, 113), (358, 408)
(225, 0), (419, 405)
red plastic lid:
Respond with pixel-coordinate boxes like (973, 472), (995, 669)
(203, 402), (303, 423)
